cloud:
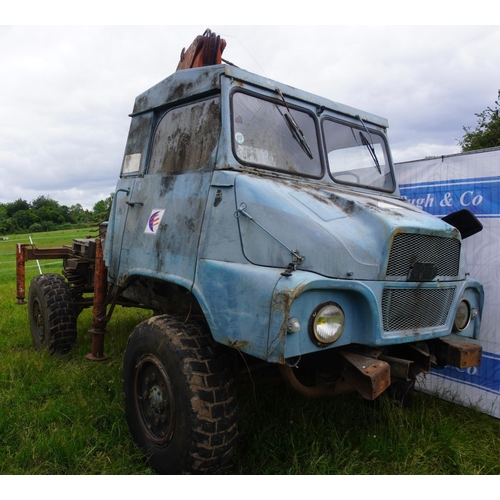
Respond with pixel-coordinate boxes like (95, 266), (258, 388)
(0, 25), (499, 208)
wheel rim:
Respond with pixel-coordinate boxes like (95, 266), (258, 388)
(134, 354), (175, 446)
(31, 297), (45, 344)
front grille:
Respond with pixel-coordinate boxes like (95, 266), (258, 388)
(386, 233), (461, 278)
(382, 287), (455, 332)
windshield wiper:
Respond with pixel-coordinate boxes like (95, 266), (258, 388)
(356, 115), (382, 174)
(276, 88), (314, 159)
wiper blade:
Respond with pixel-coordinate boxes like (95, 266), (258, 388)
(284, 113), (314, 159)
(276, 88), (314, 159)
(356, 115), (382, 174)
(359, 132), (382, 174)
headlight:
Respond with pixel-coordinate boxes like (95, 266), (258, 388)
(454, 299), (471, 331)
(309, 302), (345, 347)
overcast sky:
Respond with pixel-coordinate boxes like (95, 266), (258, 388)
(1, 21), (499, 209)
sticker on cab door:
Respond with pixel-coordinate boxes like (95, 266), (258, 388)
(145, 209), (165, 234)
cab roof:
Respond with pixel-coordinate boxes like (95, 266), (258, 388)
(131, 64), (389, 129)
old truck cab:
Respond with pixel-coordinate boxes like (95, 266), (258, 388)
(107, 63), (482, 369)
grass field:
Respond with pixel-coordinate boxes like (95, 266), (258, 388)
(1, 228), (499, 475)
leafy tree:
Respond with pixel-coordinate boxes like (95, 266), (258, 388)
(60, 205), (71, 222)
(68, 203), (92, 224)
(29, 222), (43, 233)
(10, 210), (40, 232)
(5, 199), (30, 218)
(40, 221), (56, 232)
(37, 205), (65, 224)
(459, 90), (500, 152)
(93, 194), (114, 221)
(31, 195), (59, 211)
(31, 195), (70, 225)
(0, 205), (8, 234)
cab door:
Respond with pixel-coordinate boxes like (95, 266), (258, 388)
(113, 96), (221, 289)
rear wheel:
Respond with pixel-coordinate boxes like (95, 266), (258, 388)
(28, 273), (77, 354)
(122, 315), (237, 474)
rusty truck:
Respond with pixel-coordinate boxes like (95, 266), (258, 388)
(15, 30), (484, 474)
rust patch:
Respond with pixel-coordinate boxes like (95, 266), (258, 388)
(160, 176), (176, 195)
(15, 243), (75, 304)
(170, 81), (195, 103)
(268, 281), (308, 361)
(328, 194), (356, 215)
(176, 29), (226, 71)
(227, 339), (252, 351)
(15, 243), (26, 304)
(271, 282), (307, 317)
(87, 238), (109, 361)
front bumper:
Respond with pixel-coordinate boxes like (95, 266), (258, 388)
(268, 271), (484, 363)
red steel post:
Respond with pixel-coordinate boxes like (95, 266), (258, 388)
(15, 244), (27, 304)
(86, 238), (109, 361)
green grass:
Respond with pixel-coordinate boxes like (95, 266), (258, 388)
(1, 229), (499, 474)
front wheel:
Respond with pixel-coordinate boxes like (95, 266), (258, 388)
(122, 315), (238, 474)
(28, 273), (77, 354)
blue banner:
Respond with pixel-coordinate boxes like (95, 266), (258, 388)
(399, 176), (500, 218)
(430, 351), (500, 397)
(397, 160), (500, 416)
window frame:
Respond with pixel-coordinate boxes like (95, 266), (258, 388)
(321, 116), (396, 193)
(230, 89), (324, 179)
(146, 95), (222, 176)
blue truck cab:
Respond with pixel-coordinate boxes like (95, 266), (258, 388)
(18, 57), (484, 474)
(107, 63), (482, 363)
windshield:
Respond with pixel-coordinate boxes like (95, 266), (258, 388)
(323, 118), (395, 192)
(231, 92), (322, 177)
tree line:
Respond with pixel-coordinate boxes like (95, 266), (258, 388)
(0, 194), (113, 235)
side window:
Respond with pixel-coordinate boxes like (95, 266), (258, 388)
(121, 112), (154, 176)
(148, 96), (221, 175)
